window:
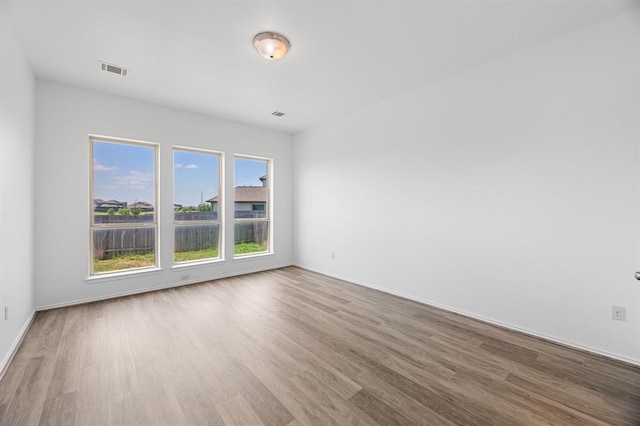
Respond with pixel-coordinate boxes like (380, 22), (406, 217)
(173, 147), (222, 263)
(90, 136), (158, 275)
(234, 156), (271, 256)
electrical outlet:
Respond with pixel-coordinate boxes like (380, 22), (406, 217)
(612, 305), (626, 321)
(330, 252), (335, 260)
(180, 274), (190, 281)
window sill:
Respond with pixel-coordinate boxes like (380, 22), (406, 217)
(171, 258), (225, 270)
(85, 267), (163, 284)
(232, 252), (273, 262)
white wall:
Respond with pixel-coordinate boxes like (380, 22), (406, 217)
(35, 81), (293, 308)
(0, 4), (35, 370)
(294, 11), (640, 364)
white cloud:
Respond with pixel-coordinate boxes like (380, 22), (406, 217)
(174, 163), (183, 169)
(93, 159), (118, 172)
(186, 164), (198, 169)
(113, 170), (154, 189)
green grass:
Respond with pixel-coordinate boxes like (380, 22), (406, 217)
(234, 242), (267, 255)
(174, 247), (219, 263)
(93, 252), (155, 273)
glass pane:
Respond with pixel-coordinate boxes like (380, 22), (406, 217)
(174, 150), (219, 221)
(234, 158), (268, 219)
(174, 224), (220, 263)
(234, 221), (269, 255)
(93, 228), (156, 274)
(93, 141), (156, 225)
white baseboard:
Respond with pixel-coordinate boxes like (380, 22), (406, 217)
(36, 263), (294, 311)
(0, 310), (36, 381)
(294, 263), (640, 367)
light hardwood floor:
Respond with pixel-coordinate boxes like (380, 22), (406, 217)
(1, 267), (639, 425)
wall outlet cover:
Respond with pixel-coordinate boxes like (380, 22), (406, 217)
(612, 305), (626, 321)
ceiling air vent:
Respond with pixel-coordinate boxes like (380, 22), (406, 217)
(271, 111), (285, 117)
(99, 61), (128, 76)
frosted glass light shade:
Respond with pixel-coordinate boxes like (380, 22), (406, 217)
(253, 32), (290, 61)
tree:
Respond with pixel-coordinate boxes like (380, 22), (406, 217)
(198, 203), (212, 212)
(117, 207), (132, 215)
(107, 208), (115, 216)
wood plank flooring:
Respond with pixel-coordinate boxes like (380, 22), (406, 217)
(1, 266), (639, 425)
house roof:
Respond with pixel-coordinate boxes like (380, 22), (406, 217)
(95, 199), (126, 206)
(208, 186), (266, 203)
(130, 201), (153, 208)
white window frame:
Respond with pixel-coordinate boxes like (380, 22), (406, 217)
(88, 135), (159, 276)
(172, 146), (224, 265)
(233, 154), (273, 258)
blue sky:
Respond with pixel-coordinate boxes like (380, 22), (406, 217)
(234, 157), (267, 187)
(93, 141), (267, 207)
(93, 141), (156, 204)
(174, 150), (218, 207)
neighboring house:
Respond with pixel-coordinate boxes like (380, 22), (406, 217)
(129, 201), (154, 212)
(94, 199), (127, 212)
(207, 175), (267, 213)
(207, 186), (267, 214)
(207, 175), (268, 215)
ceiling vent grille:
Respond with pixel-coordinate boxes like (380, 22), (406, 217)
(271, 111), (285, 117)
(99, 61), (128, 76)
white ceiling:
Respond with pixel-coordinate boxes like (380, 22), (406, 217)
(5, 0), (639, 133)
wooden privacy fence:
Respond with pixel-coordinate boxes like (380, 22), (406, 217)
(234, 221), (268, 245)
(94, 212), (219, 224)
(93, 227), (155, 259)
(93, 220), (267, 259)
(174, 225), (219, 253)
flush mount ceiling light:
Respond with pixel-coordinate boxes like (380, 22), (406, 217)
(253, 32), (290, 61)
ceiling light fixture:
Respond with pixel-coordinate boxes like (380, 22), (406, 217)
(253, 32), (290, 61)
